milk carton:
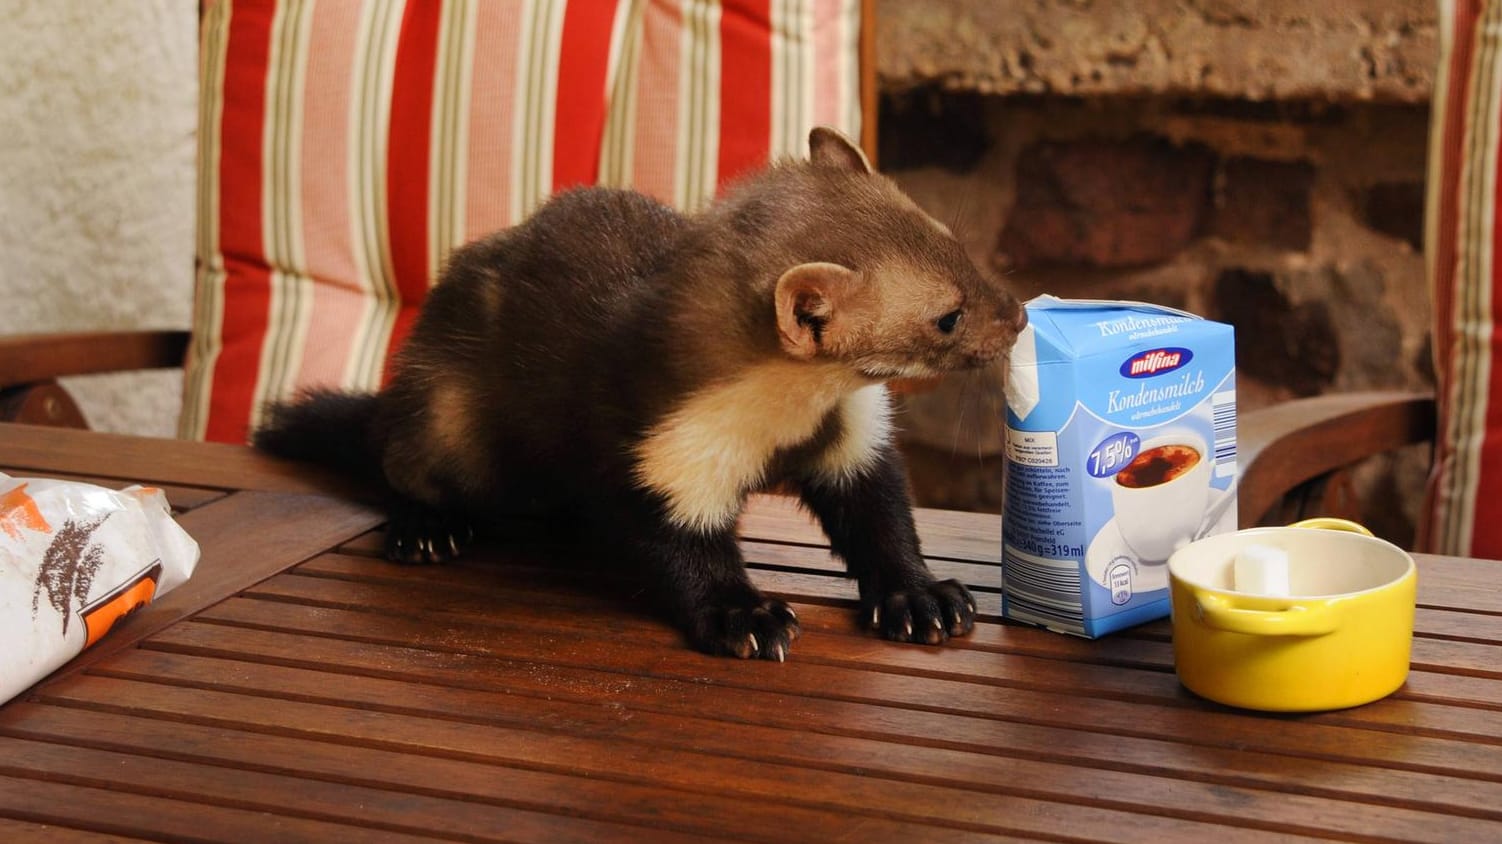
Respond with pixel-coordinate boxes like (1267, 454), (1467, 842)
(1002, 297), (1237, 637)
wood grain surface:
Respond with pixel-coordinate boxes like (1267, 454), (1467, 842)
(2, 424), (1499, 842)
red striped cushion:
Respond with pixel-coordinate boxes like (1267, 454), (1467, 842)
(183, 0), (863, 444)
(1424, 0), (1502, 559)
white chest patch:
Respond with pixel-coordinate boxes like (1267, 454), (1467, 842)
(812, 384), (894, 487)
(633, 362), (891, 533)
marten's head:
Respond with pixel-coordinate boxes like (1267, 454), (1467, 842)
(728, 128), (1026, 380)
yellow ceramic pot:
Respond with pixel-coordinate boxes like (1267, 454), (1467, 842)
(1167, 522), (1417, 712)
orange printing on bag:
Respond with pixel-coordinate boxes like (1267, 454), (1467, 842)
(79, 562), (163, 649)
(0, 483), (51, 540)
(1, 475), (199, 706)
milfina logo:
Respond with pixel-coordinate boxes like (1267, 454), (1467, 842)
(1120, 347), (1193, 378)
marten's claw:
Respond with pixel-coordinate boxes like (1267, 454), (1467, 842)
(865, 579), (976, 645)
(384, 503), (473, 566)
(692, 597), (800, 661)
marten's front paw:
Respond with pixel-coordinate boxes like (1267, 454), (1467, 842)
(384, 507), (474, 565)
(690, 598), (801, 661)
(865, 579), (976, 644)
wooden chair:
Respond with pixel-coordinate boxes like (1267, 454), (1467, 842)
(0, 0), (877, 432)
(1236, 391), (1436, 531)
(1, 331), (190, 429)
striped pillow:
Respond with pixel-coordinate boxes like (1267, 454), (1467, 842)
(1424, 0), (1502, 559)
(183, 0), (864, 444)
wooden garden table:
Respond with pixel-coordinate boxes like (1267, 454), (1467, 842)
(1, 423), (1499, 842)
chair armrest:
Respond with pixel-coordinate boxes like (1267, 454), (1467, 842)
(1237, 390), (1435, 526)
(0, 330), (190, 389)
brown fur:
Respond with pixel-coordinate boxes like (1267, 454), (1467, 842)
(254, 128), (1026, 660)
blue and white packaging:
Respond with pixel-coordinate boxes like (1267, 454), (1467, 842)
(1002, 297), (1237, 637)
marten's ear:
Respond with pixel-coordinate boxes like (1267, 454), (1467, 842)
(808, 127), (871, 175)
(775, 262), (864, 360)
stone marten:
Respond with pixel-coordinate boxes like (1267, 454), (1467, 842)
(254, 128), (1027, 660)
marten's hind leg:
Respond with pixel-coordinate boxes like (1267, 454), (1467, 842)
(377, 377), (489, 565)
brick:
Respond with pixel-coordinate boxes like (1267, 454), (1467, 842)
(1212, 269), (1339, 396)
(1209, 157), (1315, 251)
(996, 136), (1215, 269)
(1361, 181), (1425, 251)
(878, 88), (990, 173)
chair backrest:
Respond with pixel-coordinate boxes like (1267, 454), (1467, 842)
(1424, 0), (1502, 559)
(182, 0), (869, 444)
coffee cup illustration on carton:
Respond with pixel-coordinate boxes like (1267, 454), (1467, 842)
(1109, 430), (1213, 563)
(1002, 297), (1237, 638)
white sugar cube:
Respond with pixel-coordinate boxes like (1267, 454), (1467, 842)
(1234, 544), (1291, 596)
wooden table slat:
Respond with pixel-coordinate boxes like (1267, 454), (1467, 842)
(0, 817), (151, 843)
(0, 773), (443, 844)
(0, 424), (359, 498)
(0, 467), (227, 513)
(1415, 568), (1502, 613)
(1414, 606), (1502, 642)
(738, 493), (1003, 562)
(740, 537), (1004, 590)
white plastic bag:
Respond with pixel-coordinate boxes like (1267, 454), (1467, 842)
(1, 473), (199, 704)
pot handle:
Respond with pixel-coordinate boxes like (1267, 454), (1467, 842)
(1193, 591), (1338, 637)
(1288, 517), (1374, 536)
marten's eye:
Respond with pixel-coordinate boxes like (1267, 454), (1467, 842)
(935, 309), (963, 334)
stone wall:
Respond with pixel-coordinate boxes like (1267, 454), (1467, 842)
(877, 0), (1436, 103)
(881, 36), (1436, 547)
